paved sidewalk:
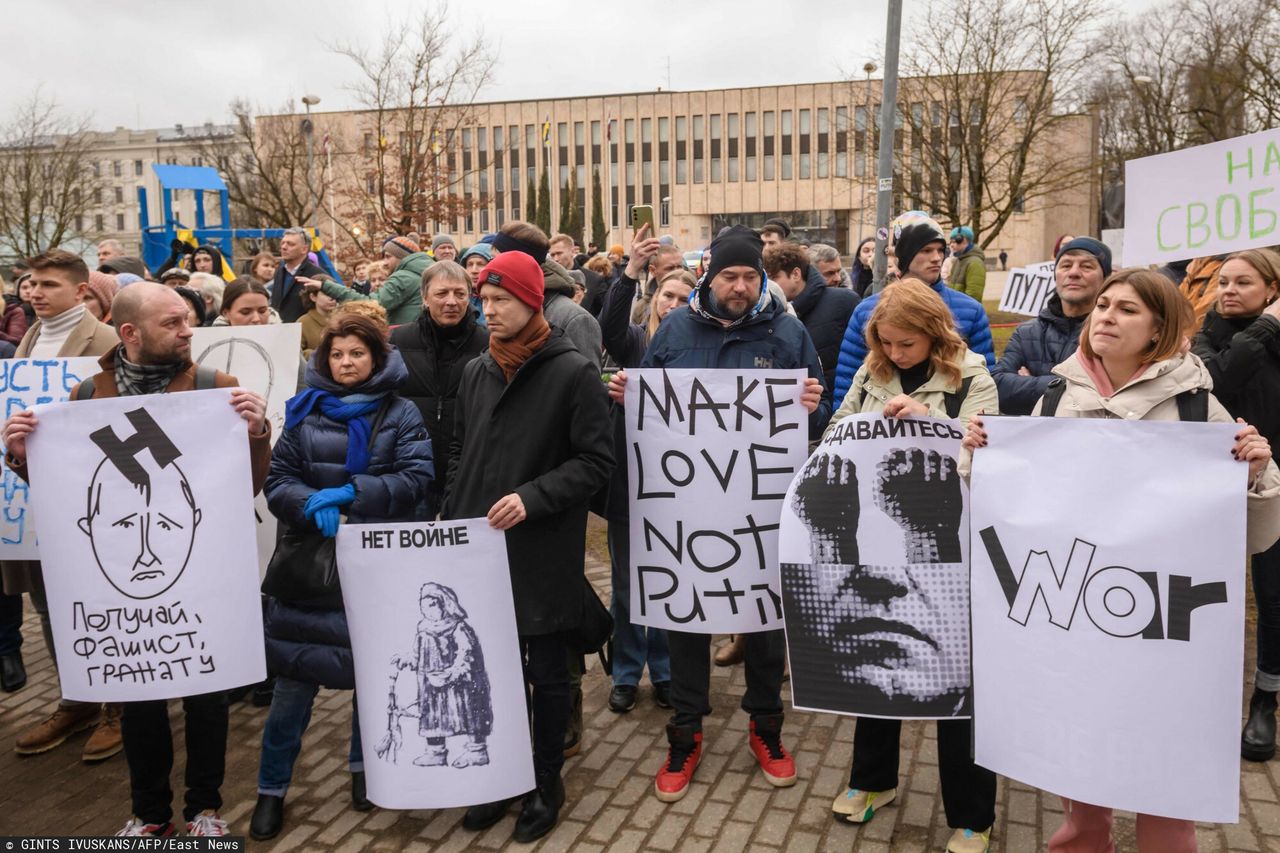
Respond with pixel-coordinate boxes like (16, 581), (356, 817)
(2, 550), (1279, 851)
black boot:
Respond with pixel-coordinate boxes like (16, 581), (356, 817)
(462, 795), (520, 832)
(351, 771), (373, 811)
(1243, 687), (1278, 762)
(0, 652), (26, 693)
(512, 772), (565, 843)
(249, 794), (284, 841)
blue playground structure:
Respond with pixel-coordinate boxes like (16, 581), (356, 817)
(137, 164), (342, 281)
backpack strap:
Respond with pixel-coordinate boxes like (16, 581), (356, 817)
(366, 399), (393, 451)
(73, 377), (96, 401)
(194, 364), (219, 391)
(1038, 378), (1067, 417)
(1175, 388), (1210, 422)
(942, 376), (974, 420)
(856, 383), (868, 412)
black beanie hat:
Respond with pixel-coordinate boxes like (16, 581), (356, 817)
(1055, 236), (1113, 278)
(704, 224), (766, 285)
(891, 214), (947, 275)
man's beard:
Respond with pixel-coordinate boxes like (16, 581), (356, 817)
(137, 337), (193, 369)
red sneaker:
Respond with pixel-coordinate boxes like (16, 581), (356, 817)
(654, 725), (702, 802)
(748, 715), (796, 787)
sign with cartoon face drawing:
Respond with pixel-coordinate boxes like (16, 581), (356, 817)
(27, 389), (265, 702)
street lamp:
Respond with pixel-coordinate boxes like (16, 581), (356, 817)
(858, 61), (877, 247)
(301, 95), (321, 232)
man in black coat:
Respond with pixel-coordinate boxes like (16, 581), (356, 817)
(443, 251), (613, 844)
(991, 237), (1110, 414)
(549, 234), (607, 318)
(270, 227), (326, 323)
(764, 243), (860, 394)
(390, 261), (489, 512)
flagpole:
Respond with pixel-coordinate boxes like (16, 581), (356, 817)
(326, 139), (336, 250)
(605, 111), (613, 248)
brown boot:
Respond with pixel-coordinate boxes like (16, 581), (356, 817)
(714, 635), (746, 667)
(15, 704), (101, 755)
(82, 703), (123, 762)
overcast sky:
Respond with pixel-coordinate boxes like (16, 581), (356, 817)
(4, 0), (894, 130)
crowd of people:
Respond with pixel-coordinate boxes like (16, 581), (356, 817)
(0, 210), (1274, 853)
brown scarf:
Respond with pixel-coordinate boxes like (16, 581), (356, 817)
(489, 312), (551, 382)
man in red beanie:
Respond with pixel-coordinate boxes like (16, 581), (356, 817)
(443, 250), (614, 844)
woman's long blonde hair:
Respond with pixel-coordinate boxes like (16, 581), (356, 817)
(864, 278), (967, 387)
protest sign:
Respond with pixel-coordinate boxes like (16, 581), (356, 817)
(625, 368), (809, 633)
(970, 417), (1244, 822)
(996, 261), (1055, 316)
(191, 324), (301, 576)
(27, 389), (265, 702)
(0, 357), (102, 559)
(1125, 127), (1280, 265)
(778, 413), (970, 720)
(337, 519), (534, 810)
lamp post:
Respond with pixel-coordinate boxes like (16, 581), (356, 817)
(301, 94), (321, 233)
(858, 61), (877, 246)
(872, 0), (903, 293)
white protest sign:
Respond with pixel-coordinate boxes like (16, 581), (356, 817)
(1125, 127), (1280, 265)
(971, 417), (1244, 822)
(996, 261), (1056, 316)
(337, 519), (534, 810)
(625, 368), (809, 633)
(27, 389), (265, 702)
(0, 357), (101, 558)
(191, 324), (301, 577)
(779, 413), (970, 720)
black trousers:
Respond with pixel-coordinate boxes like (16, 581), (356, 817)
(849, 716), (996, 831)
(1253, 538), (1280, 687)
(667, 629), (785, 730)
(121, 691), (229, 824)
(520, 633), (571, 781)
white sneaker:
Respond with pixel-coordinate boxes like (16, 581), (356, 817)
(186, 810), (228, 836)
(115, 817), (173, 837)
(831, 787), (896, 823)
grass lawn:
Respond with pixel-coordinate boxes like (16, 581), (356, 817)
(984, 305), (1028, 359)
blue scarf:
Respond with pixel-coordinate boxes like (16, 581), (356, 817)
(285, 388), (385, 474)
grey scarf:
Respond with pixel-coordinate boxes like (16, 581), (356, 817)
(113, 346), (187, 397)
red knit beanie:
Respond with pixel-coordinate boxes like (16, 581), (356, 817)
(478, 252), (544, 312)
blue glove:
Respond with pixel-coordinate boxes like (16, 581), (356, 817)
(313, 506), (341, 538)
(304, 484), (357, 520)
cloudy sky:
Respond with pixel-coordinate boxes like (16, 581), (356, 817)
(4, 0), (894, 130)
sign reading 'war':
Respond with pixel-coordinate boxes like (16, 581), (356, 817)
(625, 369), (809, 633)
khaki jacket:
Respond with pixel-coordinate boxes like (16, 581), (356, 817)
(826, 348), (998, 440)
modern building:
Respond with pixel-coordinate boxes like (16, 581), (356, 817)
(297, 77), (1096, 268)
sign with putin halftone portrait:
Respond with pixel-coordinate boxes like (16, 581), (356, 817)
(26, 390), (265, 702)
(778, 412), (971, 720)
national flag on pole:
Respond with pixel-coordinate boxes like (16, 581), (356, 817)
(541, 114), (551, 147)
(606, 112), (613, 142)
(322, 132), (331, 154)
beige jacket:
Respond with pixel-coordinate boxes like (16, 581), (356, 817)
(1035, 351), (1280, 554)
(826, 348), (998, 440)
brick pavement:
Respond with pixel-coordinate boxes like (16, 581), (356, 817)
(3, 553), (1280, 851)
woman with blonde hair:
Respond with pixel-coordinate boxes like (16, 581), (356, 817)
(823, 277), (998, 853)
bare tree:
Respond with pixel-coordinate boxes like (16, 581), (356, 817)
(193, 98), (325, 230)
(892, 0), (1106, 248)
(331, 4), (496, 260)
(0, 91), (101, 260)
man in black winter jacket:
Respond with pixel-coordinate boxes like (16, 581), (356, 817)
(992, 237), (1111, 415)
(444, 250), (613, 844)
(390, 261), (489, 511)
(270, 227), (326, 323)
(764, 243), (859, 394)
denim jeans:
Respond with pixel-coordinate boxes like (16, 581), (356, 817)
(608, 520), (671, 687)
(0, 590), (22, 656)
(257, 676), (362, 797)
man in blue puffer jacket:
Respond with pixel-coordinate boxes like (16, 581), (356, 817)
(607, 225), (828, 805)
(763, 242), (859, 395)
(831, 213), (995, 409)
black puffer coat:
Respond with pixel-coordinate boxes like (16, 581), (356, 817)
(443, 330), (614, 636)
(789, 264), (859, 393)
(991, 293), (1087, 415)
(390, 310), (489, 507)
(264, 350), (434, 689)
(1193, 310), (1280, 446)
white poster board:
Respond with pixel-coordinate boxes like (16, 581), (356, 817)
(996, 261), (1056, 316)
(337, 520), (534, 810)
(779, 413), (970, 719)
(191, 324), (301, 577)
(970, 417), (1244, 822)
(1125, 127), (1280, 265)
(27, 390), (266, 702)
(0, 357), (102, 558)
(625, 368), (809, 633)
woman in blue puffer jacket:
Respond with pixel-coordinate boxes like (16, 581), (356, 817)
(250, 312), (433, 841)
